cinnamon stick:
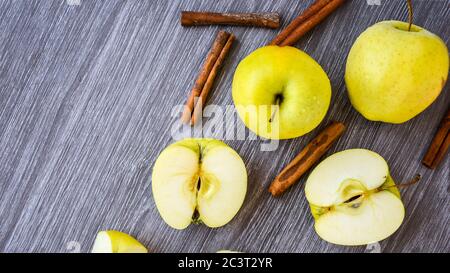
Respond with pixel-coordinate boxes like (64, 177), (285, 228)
(181, 31), (234, 125)
(270, 0), (331, 45)
(269, 122), (346, 196)
(181, 11), (280, 29)
(270, 0), (346, 46)
(422, 108), (450, 169)
(191, 33), (235, 124)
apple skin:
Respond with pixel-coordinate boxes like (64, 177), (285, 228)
(305, 149), (405, 246)
(91, 230), (148, 253)
(345, 20), (449, 123)
(232, 46), (331, 139)
(152, 138), (247, 229)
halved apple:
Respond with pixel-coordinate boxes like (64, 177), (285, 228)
(152, 138), (247, 229)
(91, 230), (147, 253)
(305, 149), (405, 246)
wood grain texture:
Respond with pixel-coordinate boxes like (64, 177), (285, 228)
(0, 0), (448, 253)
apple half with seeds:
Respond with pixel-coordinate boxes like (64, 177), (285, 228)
(305, 149), (405, 246)
(152, 138), (247, 229)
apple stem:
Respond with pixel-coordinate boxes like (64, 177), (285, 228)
(407, 0), (413, 31)
(197, 143), (203, 163)
(269, 96), (282, 123)
(384, 174), (421, 190)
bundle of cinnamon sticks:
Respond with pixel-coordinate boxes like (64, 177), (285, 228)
(181, 31), (235, 125)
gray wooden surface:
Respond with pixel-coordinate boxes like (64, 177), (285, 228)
(0, 0), (449, 253)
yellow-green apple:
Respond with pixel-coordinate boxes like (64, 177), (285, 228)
(152, 138), (247, 229)
(345, 20), (449, 123)
(91, 230), (147, 253)
(232, 46), (331, 139)
(305, 149), (405, 246)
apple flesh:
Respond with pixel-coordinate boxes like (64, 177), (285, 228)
(152, 138), (247, 229)
(305, 149), (405, 246)
(91, 230), (147, 253)
(232, 46), (331, 139)
(345, 20), (449, 123)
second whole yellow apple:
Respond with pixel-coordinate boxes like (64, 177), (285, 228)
(345, 20), (449, 123)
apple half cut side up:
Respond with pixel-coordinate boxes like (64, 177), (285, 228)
(305, 149), (405, 246)
(152, 139), (247, 229)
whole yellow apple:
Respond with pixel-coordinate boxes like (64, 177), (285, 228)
(232, 46), (331, 139)
(345, 20), (449, 123)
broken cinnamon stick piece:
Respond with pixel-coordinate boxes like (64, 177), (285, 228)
(269, 122), (346, 196)
(181, 31), (234, 125)
(422, 108), (450, 169)
(181, 11), (280, 29)
(271, 0), (346, 46)
(270, 0), (331, 45)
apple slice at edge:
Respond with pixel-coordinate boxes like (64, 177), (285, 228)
(91, 230), (148, 253)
